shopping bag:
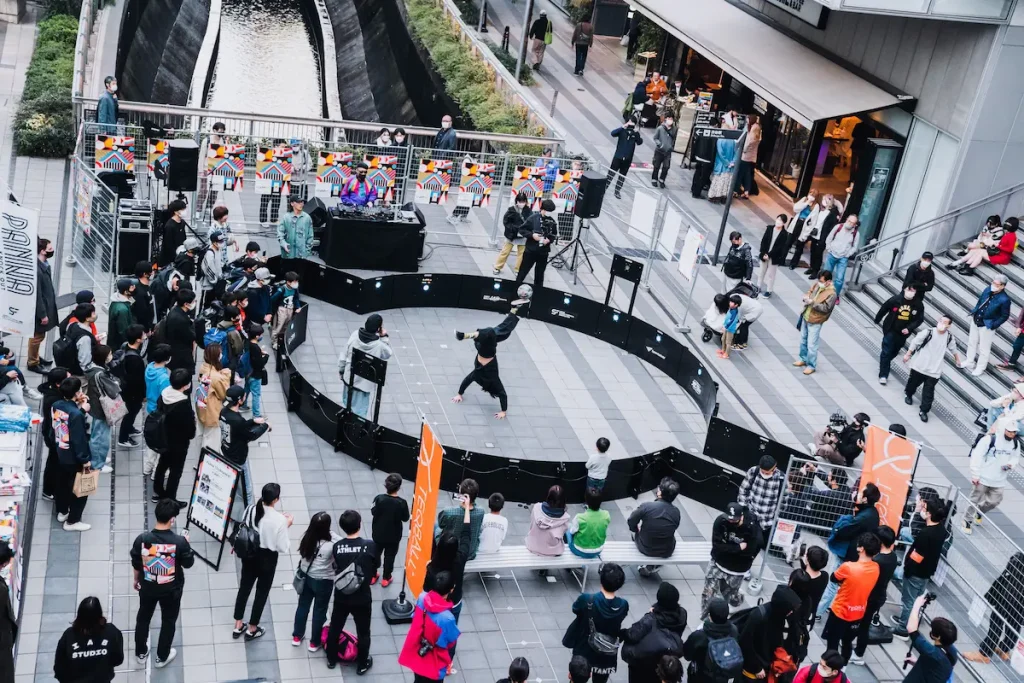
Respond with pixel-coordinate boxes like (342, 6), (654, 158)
(544, 21), (553, 45)
(100, 394), (128, 426)
(73, 468), (99, 497)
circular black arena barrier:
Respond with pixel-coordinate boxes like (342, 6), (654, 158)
(268, 257), (794, 508)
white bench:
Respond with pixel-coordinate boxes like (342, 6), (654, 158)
(464, 540), (711, 590)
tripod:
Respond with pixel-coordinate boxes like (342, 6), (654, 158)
(549, 216), (594, 286)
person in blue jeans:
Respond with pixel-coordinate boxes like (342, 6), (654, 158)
(822, 214), (860, 298)
(84, 345), (118, 473)
(892, 498), (948, 639)
(794, 270), (837, 376)
(292, 511), (340, 651)
(244, 323), (269, 419)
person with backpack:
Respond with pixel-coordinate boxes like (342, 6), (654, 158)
(963, 418), (1019, 534)
(243, 323), (268, 418)
(291, 511), (341, 651)
(151, 261), (188, 321)
(196, 344), (232, 450)
(52, 376), (92, 531)
(563, 563), (629, 683)
(790, 649), (848, 683)
(269, 271), (302, 349)
(53, 596), (124, 683)
(165, 290), (197, 374)
(220, 385), (270, 508)
(682, 596), (742, 683)
(151, 369), (195, 506)
(107, 278), (136, 352)
(398, 570), (460, 682)
(115, 325), (146, 448)
(494, 192), (531, 276)
(57, 303), (99, 385)
(326, 509), (377, 673)
(207, 305), (245, 377)
(620, 582), (686, 683)
(84, 345), (122, 473)
(199, 229), (226, 309)
(246, 268), (274, 324)
(823, 215), (860, 299)
(132, 261), (156, 334)
(233, 482), (293, 641)
(130, 498), (194, 669)
(902, 315), (961, 423)
(40, 366), (70, 501)
(58, 291), (98, 338)
(721, 231), (755, 294)
(736, 586), (803, 681)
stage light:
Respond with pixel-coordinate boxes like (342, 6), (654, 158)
(656, 334), (662, 342)
(423, 284), (430, 291)
(612, 313), (620, 322)
(493, 282), (501, 290)
(375, 281), (382, 289)
(563, 296), (571, 305)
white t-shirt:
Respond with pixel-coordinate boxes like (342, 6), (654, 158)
(476, 514), (509, 554)
(586, 452), (612, 480)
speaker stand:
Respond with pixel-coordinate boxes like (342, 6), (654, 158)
(549, 217), (594, 287)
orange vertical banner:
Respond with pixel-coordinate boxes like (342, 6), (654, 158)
(859, 424), (919, 532)
(405, 420), (444, 597)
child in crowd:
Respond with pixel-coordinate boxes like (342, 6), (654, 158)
(370, 473), (410, 587)
(270, 271), (303, 349)
(718, 294), (741, 360)
(586, 437), (612, 492)
(566, 488), (610, 558)
(477, 493), (508, 554)
(244, 323), (269, 419)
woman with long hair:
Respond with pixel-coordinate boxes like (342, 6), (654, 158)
(292, 511), (340, 651)
(196, 343), (231, 451)
(54, 596), (124, 682)
(233, 482), (293, 640)
(526, 485), (571, 559)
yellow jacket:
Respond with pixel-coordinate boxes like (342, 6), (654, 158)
(802, 281), (837, 325)
(197, 362), (232, 428)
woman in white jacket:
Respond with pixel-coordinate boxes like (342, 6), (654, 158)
(732, 294), (764, 350)
(964, 419), (1020, 533)
(786, 191), (819, 270)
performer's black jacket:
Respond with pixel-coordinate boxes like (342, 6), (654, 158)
(520, 213), (558, 253)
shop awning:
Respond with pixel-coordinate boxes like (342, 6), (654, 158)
(634, 0), (910, 128)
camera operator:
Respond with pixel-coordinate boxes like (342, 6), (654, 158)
(811, 412), (870, 466)
(902, 594), (958, 683)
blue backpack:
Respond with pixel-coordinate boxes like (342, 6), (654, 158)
(203, 327), (229, 359)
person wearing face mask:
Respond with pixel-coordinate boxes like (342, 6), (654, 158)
(339, 314), (393, 420)
(794, 270), (837, 376)
(515, 198), (558, 290)
(375, 127), (392, 149)
(651, 115), (677, 189)
(391, 127), (410, 177)
(902, 315), (961, 422)
(902, 252), (934, 303)
(98, 76), (119, 129)
(949, 217), (1019, 275)
(152, 369), (196, 506)
(823, 214), (860, 299)
(435, 115), (457, 150)
(737, 455), (785, 548)
(806, 195), (839, 278)
(737, 114), (761, 199)
(964, 274), (1011, 377)
(494, 191), (531, 275)
(962, 418), (1019, 536)
(339, 162), (378, 208)
(757, 214), (789, 298)
(874, 283), (925, 385)
(735, 586), (803, 681)
(210, 206), (237, 269)
(789, 650), (849, 683)
(785, 190), (819, 270)
(164, 289), (197, 374)
(277, 195), (314, 261)
(28, 238), (58, 373)
(200, 122), (227, 217)
(607, 116), (643, 199)
(816, 484), (880, 621)
(158, 200), (189, 268)
(107, 278), (137, 352)
(891, 498), (948, 639)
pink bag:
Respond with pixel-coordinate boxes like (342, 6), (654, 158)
(320, 626), (358, 662)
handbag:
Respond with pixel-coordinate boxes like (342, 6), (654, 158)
(73, 467), (99, 497)
(100, 393), (127, 426)
(586, 599), (620, 655)
(293, 541), (323, 594)
(544, 20), (553, 45)
(619, 34), (629, 46)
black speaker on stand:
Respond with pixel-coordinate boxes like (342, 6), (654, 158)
(167, 140), (200, 193)
(574, 169), (607, 219)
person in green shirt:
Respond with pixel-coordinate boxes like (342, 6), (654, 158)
(566, 488), (611, 558)
(276, 195), (314, 260)
(107, 278), (137, 351)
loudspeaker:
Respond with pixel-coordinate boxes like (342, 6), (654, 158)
(304, 196), (329, 227)
(167, 140), (199, 192)
(574, 170), (606, 219)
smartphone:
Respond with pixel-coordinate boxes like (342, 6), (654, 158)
(455, 493), (468, 503)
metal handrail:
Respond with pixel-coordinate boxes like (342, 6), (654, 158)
(850, 180), (1024, 288)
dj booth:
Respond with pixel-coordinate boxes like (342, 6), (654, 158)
(319, 207), (425, 272)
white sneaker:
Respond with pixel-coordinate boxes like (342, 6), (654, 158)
(806, 442), (816, 455)
(878, 377), (887, 385)
(136, 651), (149, 665)
(63, 521), (91, 532)
(154, 648), (177, 668)
(56, 512), (68, 523)
(849, 655), (865, 666)
(24, 387), (41, 400)
(101, 465), (113, 474)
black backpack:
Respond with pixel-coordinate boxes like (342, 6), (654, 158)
(722, 246), (748, 279)
(232, 506), (261, 561)
(704, 630), (744, 682)
(52, 334), (77, 371)
(108, 346), (138, 382)
(143, 400), (169, 453)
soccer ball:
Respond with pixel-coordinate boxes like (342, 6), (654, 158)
(516, 284), (533, 301)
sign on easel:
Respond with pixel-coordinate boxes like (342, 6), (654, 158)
(184, 448), (241, 570)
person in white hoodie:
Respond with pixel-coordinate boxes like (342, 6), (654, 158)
(987, 384), (1024, 433)
(338, 314), (393, 420)
(902, 315), (962, 423)
(823, 214), (861, 299)
(732, 293), (764, 350)
(964, 418), (1020, 534)
(785, 191), (819, 271)
(198, 230), (225, 309)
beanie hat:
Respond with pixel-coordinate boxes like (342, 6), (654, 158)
(707, 597), (729, 624)
(116, 278), (134, 294)
(76, 290), (94, 303)
(541, 199), (556, 212)
(365, 314), (383, 333)
(656, 582), (679, 609)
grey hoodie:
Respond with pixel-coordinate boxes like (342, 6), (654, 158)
(338, 329), (393, 393)
(199, 246), (222, 291)
(653, 123), (677, 154)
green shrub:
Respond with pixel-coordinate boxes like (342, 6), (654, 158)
(482, 39), (534, 86)
(451, 0), (478, 25)
(42, 0), (82, 19)
(15, 14), (78, 158)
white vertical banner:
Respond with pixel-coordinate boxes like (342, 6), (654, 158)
(678, 227), (704, 281)
(0, 201), (38, 336)
(657, 206), (682, 259)
(628, 190), (658, 244)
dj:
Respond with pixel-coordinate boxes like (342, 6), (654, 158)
(339, 162), (378, 208)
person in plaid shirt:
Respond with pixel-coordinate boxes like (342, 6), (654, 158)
(738, 455), (786, 543)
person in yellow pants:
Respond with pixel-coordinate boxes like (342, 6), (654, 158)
(493, 192), (531, 275)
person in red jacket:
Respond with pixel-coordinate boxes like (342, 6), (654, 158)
(949, 217), (1018, 273)
(791, 649), (849, 683)
(398, 571), (460, 682)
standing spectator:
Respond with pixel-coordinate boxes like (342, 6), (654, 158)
(586, 436), (612, 492)
(784, 192), (819, 272)
(565, 563), (629, 683)
(116, 325), (146, 448)
(515, 199), (558, 290)
(0, 541), (14, 680)
(219, 385), (269, 508)
(157, 200), (188, 268)
(606, 118), (643, 199)
(40, 367), (69, 500)
(437, 478), (486, 559)
(164, 290), (197, 374)
(97, 76), (119, 128)
(131, 498), (194, 668)
(526, 484), (571, 558)
(108, 279), (136, 351)
(571, 16), (594, 75)
(963, 418), (1019, 534)
(152, 369), (196, 506)
(757, 214), (789, 299)
(142, 344), (171, 477)
(497, 657), (530, 683)
(737, 115), (761, 199)
(737, 455), (785, 545)
(823, 215), (860, 299)
(434, 115), (458, 150)
(621, 583), (686, 683)
(84, 345), (120, 473)
(276, 195), (314, 261)
(244, 323), (269, 418)
(566, 488), (611, 558)
(874, 283), (925, 385)
(790, 650), (848, 683)
(682, 597), (740, 683)
(54, 596), (124, 682)
(793, 270), (837, 375)
(903, 252), (935, 302)
(398, 570), (460, 682)
(494, 192), (531, 276)
(701, 502), (760, 617)
(903, 316), (961, 422)
(196, 344), (231, 450)
(52, 377), (92, 531)
(325, 510), (377, 673)
(817, 483), (881, 617)
(477, 493), (508, 555)
(28, 238), (57, 373)
(234, 483), (293, 641)
(721, 231), (755, 293)
(999, 306), (1024, 370)
(199, 230), (226, 308)
(424, 498), (472, 637)
(963, 552), (1024, 665)
(799, 546), (830, 627)
(822, 533), (880, 665)
(338, 314), (393, 420)
(806, 195), (840, 279)
(535, 148), (559, 196)
(132, 262), (156, 335)
(736, 586), (802, 681)
(851, 526), (897, 665)
(370, 472), (410, 587)
(291, 511), (340, 651)
(62, 303), (99, 382)
(964, 275), (1011, 377)
(902, 596), (958, 683)
(629, 477), (682, 576)
(731, 292), (764, 350)
(58, 291), (98, 338)
(269, 271), (303, 349)
(529, 10), (552, 70)
(651, 115), (677, 189)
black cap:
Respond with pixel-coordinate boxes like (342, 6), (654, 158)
(365, 314), (383, 333)
(725, 502), (743, 522)
(921, 251), (934, 260)
(226, 385), (246, 403)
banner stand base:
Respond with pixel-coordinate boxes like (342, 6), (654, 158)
(382, 596), (415, 625)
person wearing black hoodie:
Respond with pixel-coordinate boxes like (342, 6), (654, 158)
(620, 582), (686, 683)
(564, 563), (629, 683)
(606, 118), (643, 198)
(52, 377), (92, 531)
(116, 325), (146, 448)
(220, 385), (270, 509)
(515, 199), (558, 290)
(40, 366), (70, 501)
(164, 290), (197, 374)
(132, 261), (156, 334)
(682, 597), (738, 683)
(903, 252), (935, 303)
(152, 369), (196, 506)
(158, 200), (189, 267)
(701, 502), (761, 617)
(964, 552), (1024, 664)
(736, 586), (803, 680)
(453, 296), (530, 419)
(53, 596), (124, 683)
(874, 283), (925, 384)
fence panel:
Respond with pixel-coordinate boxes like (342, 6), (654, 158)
(69, 155), (118, 301)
